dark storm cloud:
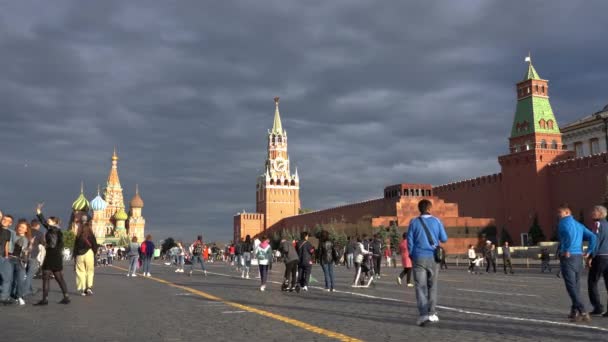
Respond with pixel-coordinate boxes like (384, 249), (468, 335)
(1, 0), (608, 241)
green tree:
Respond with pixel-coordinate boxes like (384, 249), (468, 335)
(388, 223), (400, 251)
(63, 230), (76, 249)
(313, 224), (323, 239)
(528, 215), (545, 245)
(499, 227), (513, 245)
(161, 237), (177, 255)
(299, 208), (315, 214)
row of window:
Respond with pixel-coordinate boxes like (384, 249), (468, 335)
(385, 189), (432, 198)
(512, 139), (559, 152)
(573, 138), (601, 157)
(518, 84), (546, 97)
(515, 119), (555, 133)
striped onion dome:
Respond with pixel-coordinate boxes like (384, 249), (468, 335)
(91, 194), (107, 212)
(72, 192), (90, 211)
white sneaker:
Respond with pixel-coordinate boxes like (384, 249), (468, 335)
(241, 272), (245, 278)
(146, 273), (151, 277)
(126, 274), (131, 277)
(416, 315), (430, 326)
(302, 286), (308, 291)
(407, 283), (414, 288)
(246, 273), (250, 279)
(260, 285), (266, 291)
(175, 269), (180, 273)
(397, 276), (402, 285)
(204, 270), (208, 276)
(17, 297), (25, 306)
(429, 314), (439, 322)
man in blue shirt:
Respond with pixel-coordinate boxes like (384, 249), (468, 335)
(587, 205), (608, 316)
(407, 199), (448, 326)
(557, 204), (597, 322)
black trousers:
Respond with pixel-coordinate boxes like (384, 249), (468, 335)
(298, 264), (312, 287)
(373, 256), (382, 276)
(399, 267), (412, 284)
(503, 258), (513, 273)
(588, 255), (608, 312)
(284, 260), (298, 288)
(486, 257), (496, 273)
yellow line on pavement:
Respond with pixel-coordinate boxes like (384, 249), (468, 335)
(111, 266), (363, 342)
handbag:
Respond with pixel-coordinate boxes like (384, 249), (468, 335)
(418, 217), (442, 263)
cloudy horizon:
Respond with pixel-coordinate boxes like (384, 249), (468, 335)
(1, 1), (607, 242)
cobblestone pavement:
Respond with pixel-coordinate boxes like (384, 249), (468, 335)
(2, 260), (607, 341)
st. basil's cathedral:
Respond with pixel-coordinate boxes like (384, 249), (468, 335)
(69, 149), (146, 244)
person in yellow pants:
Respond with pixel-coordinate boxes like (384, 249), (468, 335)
(73, 220), (98, 296)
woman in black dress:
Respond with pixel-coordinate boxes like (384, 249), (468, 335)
(34, 203), (70, 305)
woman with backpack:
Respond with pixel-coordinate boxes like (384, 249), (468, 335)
(140, 235), (155, 277)
(318, 230), (337, 292)
(34, 203), (70, 305)
(254, 235), (272, 291)
(73, 221), (98, 296)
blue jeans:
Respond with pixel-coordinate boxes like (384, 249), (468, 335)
(346, 253), (354, 269)
(0, 257), (14, 301)
(413, 258), (439, 317)
(128, 255), (139, 275)
(12, 260), (27, 298)
(560, 254), (586, 314)
(142, 256), (152, 274)
(259, 264), (269, 285)
(25, 258), (40, 297)
(177, 255), (185, 268)
(321, 262), (335, 289)
(190, 255), (206, 272)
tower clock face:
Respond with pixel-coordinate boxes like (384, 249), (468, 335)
(273, 159), (286, 172)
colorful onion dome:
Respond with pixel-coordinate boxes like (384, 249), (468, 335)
(72, 192), (90, 212)
(130, 185), (144, 208)
(114, 208), (128, 221)
(91, 191), (107, 212)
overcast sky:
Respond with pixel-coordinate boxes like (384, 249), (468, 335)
(1, 1), (607, 242)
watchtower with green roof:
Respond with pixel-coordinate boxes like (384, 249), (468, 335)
(498, 57), (574, 248)
(508, 56), (562, 153)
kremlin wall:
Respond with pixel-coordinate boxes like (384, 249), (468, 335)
(234, 58), (608, 253)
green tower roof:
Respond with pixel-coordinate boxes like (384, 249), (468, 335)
(524, 62), (541, 81)
(511, 96), (559, 138)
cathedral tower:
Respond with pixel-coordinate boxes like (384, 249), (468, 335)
(104, 148), (125, 223)
(256, 97), (301, 229)
(128, 184), (146, 242)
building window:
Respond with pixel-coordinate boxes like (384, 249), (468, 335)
(591, 138), (600, 155)
(541, 85), (545, 94)
(574, 142), (583, 157)
(540, 139), (547, 149)
(551, 140), (558, 149)
(547, 120), (554, 130)
(535, 85), (539, 92)
(524, 141), (531, 150)
(539, 119), (546, 129)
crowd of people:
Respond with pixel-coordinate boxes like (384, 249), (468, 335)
(3, 199), (608, 327)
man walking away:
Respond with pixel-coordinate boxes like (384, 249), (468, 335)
(557, 204), (596, 322)
(502, 242), (514, 274)
(296, 232), (314, 292)
(188, 235), (207, 277)
(371, 234), (383, 279)
(407, 199), (448, 326)
(345, 237), (355, 269)
(279, 238), (299, 291)
(587, 205), (608, 316)
(484, 241), (496, 273)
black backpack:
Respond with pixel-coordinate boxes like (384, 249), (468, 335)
(193, 243), (203, 255)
